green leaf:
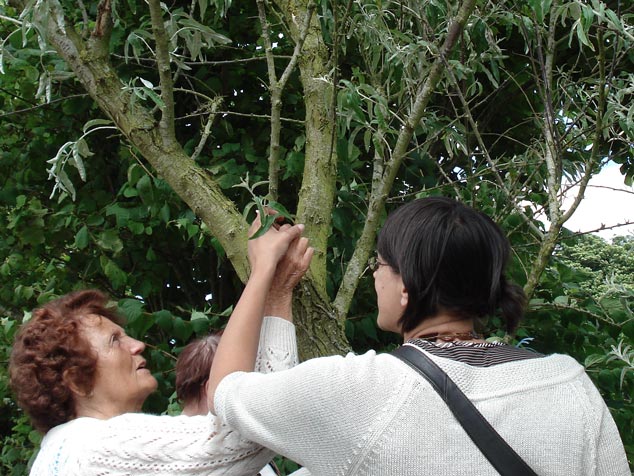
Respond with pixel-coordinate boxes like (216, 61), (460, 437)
(267, 201), (293, 222)
(191, 310), (208, 321)
(96, 230), (124, 253)
(160, 203), (170, 223)
(128, 221), (145, 235)
(136, 174), (154, 203)
(554, 295), (569, 306)
(249, 212), (277, 240)
(584, 354), (605, 368)
(154, 310), (174, 332)
(146, 247), (157, 261)
(118, 298), (145, 322)
(172, 317), (193, 341)
(100, 256), (127, 289)
(74, 225), (89, 249)
(622, 320), (634, 341)
(83, 118), (113, 133)
(127, 163), (145, 187)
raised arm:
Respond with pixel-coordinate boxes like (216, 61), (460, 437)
(207, 214), (311, 412)
(264, 229), (313, 322)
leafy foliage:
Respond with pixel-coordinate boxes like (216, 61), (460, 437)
(1, 0), (634, 472)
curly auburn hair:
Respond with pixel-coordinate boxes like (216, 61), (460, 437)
(9, 289), (122, 433)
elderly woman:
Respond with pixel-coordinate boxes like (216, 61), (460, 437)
(9, 219), (312, 476)
(207, 197), (630, 476)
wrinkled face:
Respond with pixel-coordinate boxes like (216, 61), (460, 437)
(373, 255), (407, 334)
(81, 315), (157, 415)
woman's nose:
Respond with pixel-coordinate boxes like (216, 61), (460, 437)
(127, 336), (146, 354)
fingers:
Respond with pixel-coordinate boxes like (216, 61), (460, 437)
(247, 217), (307, 275)
(284, 223), (305, 241)
(288, 236), (311, 268)
(248, 211), (263, 238)
(300, 244), (314, 272)
(268, 233), (313, 293)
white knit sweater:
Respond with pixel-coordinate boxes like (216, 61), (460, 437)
(215, 345), (630, 476)
(29, 317), (298, 476)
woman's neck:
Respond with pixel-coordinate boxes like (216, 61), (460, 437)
(73, 396), (141, 420)
(402, 314), (482, 343)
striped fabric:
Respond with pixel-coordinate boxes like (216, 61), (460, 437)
(406, 339), (543, 367)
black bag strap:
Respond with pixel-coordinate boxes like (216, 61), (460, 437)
(391, 345), (538, 476)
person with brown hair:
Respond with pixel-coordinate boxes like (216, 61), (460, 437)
(175, 333), (283, 476)
(176, 333), (223, 416)
(9, 217), (313, 476)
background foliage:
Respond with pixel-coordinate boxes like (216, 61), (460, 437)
(1, 0), (634, 473)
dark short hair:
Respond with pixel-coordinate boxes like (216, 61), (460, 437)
(175, 333), (222, 405)
(376, 197), (525, 334)
(9, 290), (122, 433)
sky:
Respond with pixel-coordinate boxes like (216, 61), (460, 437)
(561, 162), (634, 241)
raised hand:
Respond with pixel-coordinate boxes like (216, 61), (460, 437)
(247, 212), (306, 278)
(264, 227), (314, 320)
(272, 229), (313, 293)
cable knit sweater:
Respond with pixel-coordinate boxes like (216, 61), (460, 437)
(215, 343), (630, 476)
(29, 317), (298, 476)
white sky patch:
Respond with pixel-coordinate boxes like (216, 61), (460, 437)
(562, 162), (634, 241)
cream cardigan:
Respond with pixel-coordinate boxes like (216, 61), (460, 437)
(29, 317), (298, 476)
(215, 346), (630, 476)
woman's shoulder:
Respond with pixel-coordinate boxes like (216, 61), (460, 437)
(102, 412), (214, 436)
(301, 348), (411, 369)
(292, 349), (416, 390)
(30, 419), (98, 476)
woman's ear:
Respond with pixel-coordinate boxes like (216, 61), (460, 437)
(400, 279), (409, 308)
(63, 368), (91, 398)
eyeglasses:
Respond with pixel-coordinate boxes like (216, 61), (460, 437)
(367, 256), (390, 272)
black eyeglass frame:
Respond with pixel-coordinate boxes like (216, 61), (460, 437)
(367, 256), (390, 272)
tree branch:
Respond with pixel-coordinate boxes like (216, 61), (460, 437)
(258, 0), (315, 200)
(190, 97), (223, 162)
(148, 0), (176, 144)
(561, 28), (605, 223)
(32, 0), (251, 281)
(333, 0), (477, 318)
(92, 0), (113, 45)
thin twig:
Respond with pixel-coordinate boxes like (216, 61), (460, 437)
(441, 56), (544, 239)
(0, 93), (90, 119)
(77, 0), (90, 37)
(176, 109), (304, 125)
(0, 14), (23, 26)
(190, 97), (223, 161)
(529, 302), (618, 327)
(111, 54), (292, 66)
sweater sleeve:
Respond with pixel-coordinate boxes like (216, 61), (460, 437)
(83, 413), (275, 475)
(255, 316), (299, 374)
(583, 375), (631, 476)
(214, 351), (409, 475)
(595, 405), (631, 476)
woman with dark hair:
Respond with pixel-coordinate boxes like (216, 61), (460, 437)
(9, 218), (313, 476)
(207, 197), (629, 476)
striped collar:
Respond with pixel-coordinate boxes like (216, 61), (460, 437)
(405, 339), (544, 367)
